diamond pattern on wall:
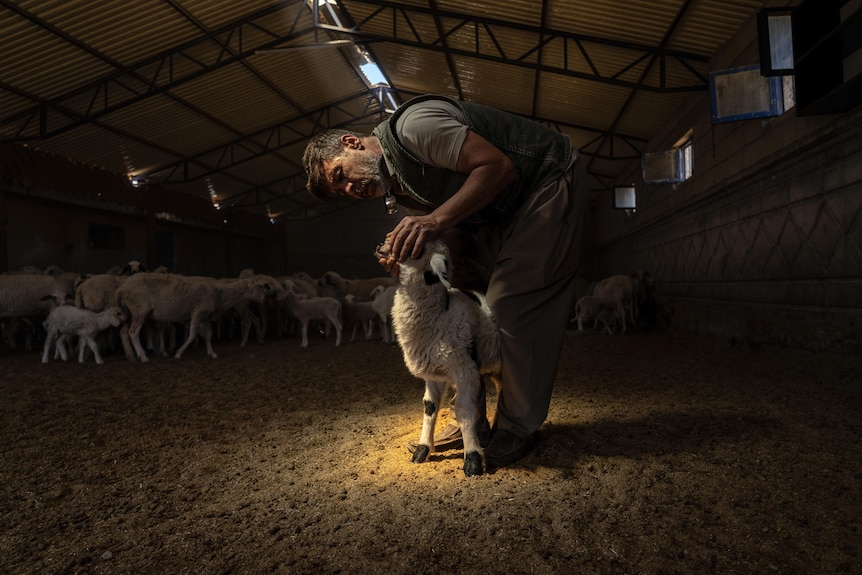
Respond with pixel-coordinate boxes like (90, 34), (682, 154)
(622, 179), (861, 307)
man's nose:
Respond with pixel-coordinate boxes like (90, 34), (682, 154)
(344, 180), (362, 196)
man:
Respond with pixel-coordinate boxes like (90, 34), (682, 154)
(302, 94), (588, 468)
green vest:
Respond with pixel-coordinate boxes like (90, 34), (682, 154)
(372, 95), (573, 228)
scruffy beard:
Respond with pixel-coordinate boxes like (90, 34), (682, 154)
(353, 150), (382, 199)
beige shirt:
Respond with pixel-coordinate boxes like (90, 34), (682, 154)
(392, 99), (470, 171)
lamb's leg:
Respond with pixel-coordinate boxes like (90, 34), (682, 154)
(58, 336), (71, 361)
(412, 379), (447, 464)
(452, 370), (484, 477)
(41, 330), (57, 364)
(300, 320), (309, 347)
(83, 336), (104, 364)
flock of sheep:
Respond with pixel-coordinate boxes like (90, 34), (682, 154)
(0, 260), (399, 363)
(0, 257), (656, 367)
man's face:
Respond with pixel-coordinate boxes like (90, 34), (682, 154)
(321, 147), (383, 200)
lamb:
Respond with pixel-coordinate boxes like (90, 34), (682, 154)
(116, 273), (271, 361)
(273, 274), (319, 337)
(377, 239), (501, 477)
(41, 304), (126, 364)
(570, 295), (620, 335)
(278, 281), (343, 347)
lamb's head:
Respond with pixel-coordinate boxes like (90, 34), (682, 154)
(375, 239), (451, 289)
(105, 306), (127, 327)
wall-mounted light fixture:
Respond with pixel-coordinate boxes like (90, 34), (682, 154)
(613, 186), (637, 211)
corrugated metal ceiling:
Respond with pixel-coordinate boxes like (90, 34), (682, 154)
(0, 0), (789, 220)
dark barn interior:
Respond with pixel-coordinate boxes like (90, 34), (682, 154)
(1, 1), (860, 573)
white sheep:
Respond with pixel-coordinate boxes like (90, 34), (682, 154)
(570, 295), (620, 335)
(0, 272), (78, 318)
(278, 281), (342, 347)
(0, 271), (79, 351)
(592, 274), (635, 333)
(379, 239), (501, 477)
(41, 305), (126, 364)
(116, 273), (271, 361)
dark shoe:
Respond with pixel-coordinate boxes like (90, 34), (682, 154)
(406, 423), (463, 454)
(484, 428), (534, 468)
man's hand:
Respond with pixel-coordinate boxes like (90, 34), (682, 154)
(387, 214), (442, 262)
(374, 239), (400, 277)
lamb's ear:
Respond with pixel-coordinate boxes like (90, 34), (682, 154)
(428, 253), (452, 288)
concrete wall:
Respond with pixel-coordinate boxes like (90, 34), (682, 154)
(590, 14), (862, 351)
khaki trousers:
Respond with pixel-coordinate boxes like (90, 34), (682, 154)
(457, 152), (587, 435)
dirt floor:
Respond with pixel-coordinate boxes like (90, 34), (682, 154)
(1, 324), (860, 575)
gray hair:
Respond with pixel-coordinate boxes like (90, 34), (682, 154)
(302, 129), (367, 201)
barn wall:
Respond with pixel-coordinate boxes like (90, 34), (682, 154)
(0, 144), (286, 278)
(282, 200), (396, 280)
(5, 193), (148, 274)
(591, 14), (862, 351)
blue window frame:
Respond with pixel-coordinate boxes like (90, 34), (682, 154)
(710, 64), (785, 123)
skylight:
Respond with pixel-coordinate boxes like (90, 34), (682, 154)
(360, 62), (387, 86)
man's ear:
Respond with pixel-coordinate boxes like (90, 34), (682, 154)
(341, 134), (363, 150)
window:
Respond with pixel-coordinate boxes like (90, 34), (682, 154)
(709, 64), (785, 123)
(678, 138), (693, 181)
(643, 129), (693, 185)
(758, 8), (796, 76)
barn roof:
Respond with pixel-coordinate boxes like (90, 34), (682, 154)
(0, 0), (790, 221)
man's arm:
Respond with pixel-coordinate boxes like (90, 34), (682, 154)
(385, 130), (516, 262)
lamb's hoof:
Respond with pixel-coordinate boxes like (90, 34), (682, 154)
(463, 451), (484, 477)
(411, 445), (430, 463)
